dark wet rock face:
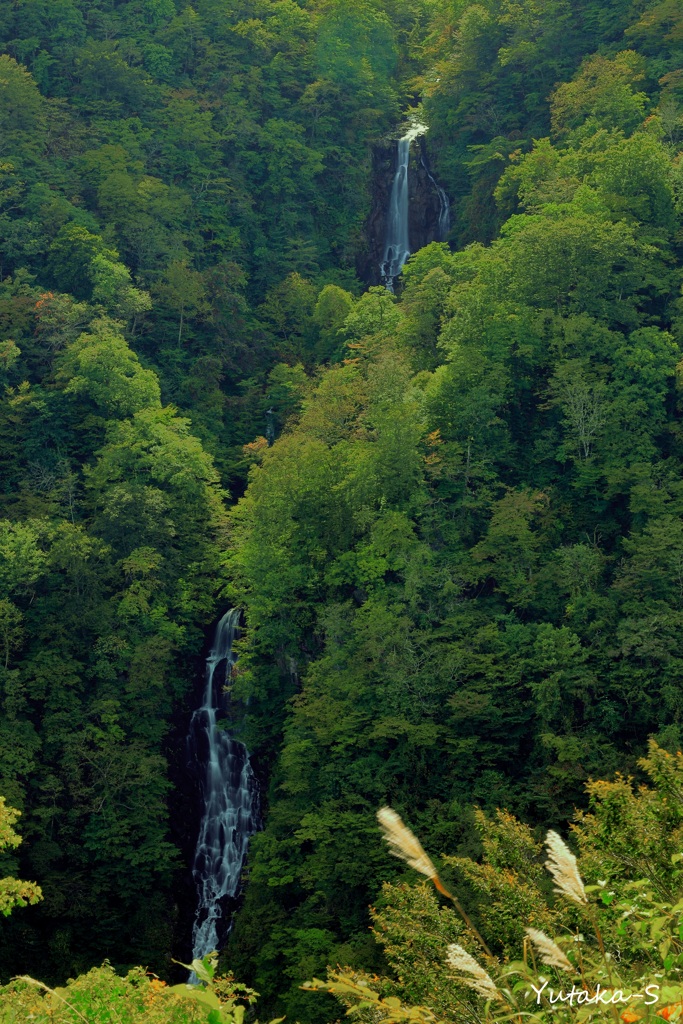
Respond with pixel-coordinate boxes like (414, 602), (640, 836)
(359, 137), (449, 286)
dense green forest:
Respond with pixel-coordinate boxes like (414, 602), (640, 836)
(1, 0), (683, 1020)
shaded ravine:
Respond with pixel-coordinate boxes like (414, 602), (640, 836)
(188, 609), (260, 963)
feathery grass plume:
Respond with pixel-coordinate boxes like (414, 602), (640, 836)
(377, 807), (438, 880)
(445, 944), (500, 1001)
(545, 831), (588, 906)
(525, 928), (576, 974)
(376, 806), (494, 958)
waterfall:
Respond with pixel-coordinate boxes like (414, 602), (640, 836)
(421, 154), (451, 241)
(380, 130), (415, 290)
(437, 184), (451, 241)
(188, 608), (259, 965)
(380, 121), (449, 290)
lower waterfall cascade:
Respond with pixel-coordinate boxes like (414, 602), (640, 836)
(188, 608), (260, 964)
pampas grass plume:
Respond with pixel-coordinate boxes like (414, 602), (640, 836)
(525, 928), (576, 974)
(376, 806), (494, 959)
(377, 807), (438, 881)
(446, 944), (500, 1001)
(545, 831), (588, 906)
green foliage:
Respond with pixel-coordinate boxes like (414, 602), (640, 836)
(0, 55), (46, 157)
(421, 0), (670, 243)
(2, 0), (683, 1009)
(56, 317), (161, 418)
(0, 290), (227, 977)
(227, 68), (683, 1018)
(315, 1), (398, 88)
(550, 51), (651, 139)
(305, 746), (683, 1023)
(47, 227), (117, 300)
(0, 796), (42, 916)
(314, 285), (355, 361)
(0, 954), (271, 1024)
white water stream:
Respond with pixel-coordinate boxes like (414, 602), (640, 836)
(189, 609), (259, 963)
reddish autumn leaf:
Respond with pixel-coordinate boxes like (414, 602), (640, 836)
(657, 1002), (683, 1021)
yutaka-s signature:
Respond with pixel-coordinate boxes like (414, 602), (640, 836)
(530, 980), (661, 1007)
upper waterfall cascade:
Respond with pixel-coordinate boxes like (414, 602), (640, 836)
(188, 609), (259, 964)
(380, 122), (450, 290)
